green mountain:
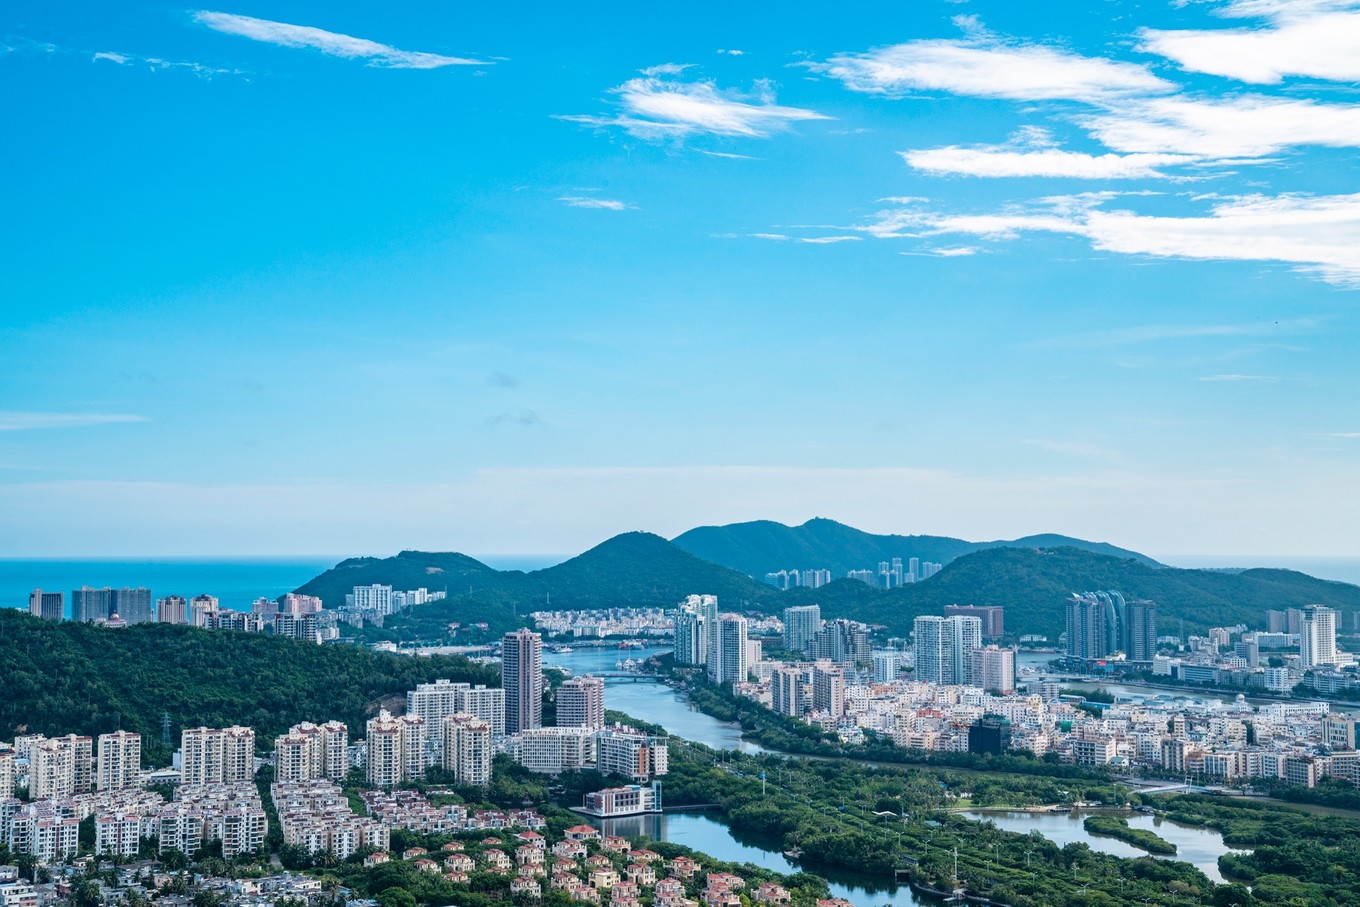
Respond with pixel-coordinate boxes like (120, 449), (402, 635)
(292, 532), (1359, 645)
(779, 546), (1360, 640)
(670, 517), (1161, 578)
(0, 609), (497, 763)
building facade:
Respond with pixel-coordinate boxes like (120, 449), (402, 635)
(502, 629), (544, 734)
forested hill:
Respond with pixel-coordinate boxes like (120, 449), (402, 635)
(670, 517), (1161, 577)
(295, 532), (778, 613)
(292, 533), (1358, 645)
(0, 609), (496, 763)
(778, 546), (1360, 640)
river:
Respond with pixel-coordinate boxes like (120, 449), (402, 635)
(962, 810), (1244, 884)
(545, 645), (1246, 900)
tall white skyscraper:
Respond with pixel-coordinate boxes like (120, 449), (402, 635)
(968, 646), (1016, 694)
(708, 614), (749, 685)
(502, 629), (544, 734)
(1300, 604), (1339, 669)
(913, 615), (982, 685)
(674, 594), (718, 666)
(366, 710), (403, 787)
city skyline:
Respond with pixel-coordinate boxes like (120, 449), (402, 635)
(3, 1), (1359, 558)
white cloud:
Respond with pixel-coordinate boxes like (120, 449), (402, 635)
(0, 412), (147, 432)
(902, 142), (1195, 179)
(698, 150), (760, 160)
(193, 11), (484, 68)
(716, 49), (745, 56)
(1082, 94), (1360, 158)
(559, 70), (828, 139)
(1140, 3), (1360, 83)
(92, 51), (129, 64)
(798, 235), (861, 244)
(932, 246), (979, 256)
(814, 36), (1174, 102)
(557, 196), (630, 210)
(859, 192), (1360, 284)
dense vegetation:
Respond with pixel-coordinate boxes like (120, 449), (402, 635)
(672, 516), (1161, 577)
(662, 742), (1226, 907)
(0, 610), (497, 762)
(294, 537), (1360, 644)
(1160, 794), (1360, 906)
(1082, 815), (1177, 855)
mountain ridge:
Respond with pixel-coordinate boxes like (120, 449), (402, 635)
(670, 517), (1161, 578)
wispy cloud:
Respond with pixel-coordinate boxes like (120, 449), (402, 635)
(798, 235), (861, 244)
(698, 150), (760, 160)
(557, 196), (630, 210)
(1140, 2), (1360, 84)
(855, 192), (1360, 284)
(902, 128), (1197, 179)
(558, 68), (828, 139)
(193, 11), (485, 68)
(0, 412), (147, 432)
(1197, 374), (1280, 382)
(812, 35), (1174, 102)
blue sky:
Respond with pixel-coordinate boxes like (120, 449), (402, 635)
(2, 0), (1358, 558)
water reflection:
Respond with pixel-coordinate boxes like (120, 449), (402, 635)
(589, 810), (931, 907)
(962, 810), (1245, 884)
(543, 646), (765, 754)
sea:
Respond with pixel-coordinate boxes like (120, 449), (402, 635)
(0, 553), (572, 618)
(1, 553), (1355, 619)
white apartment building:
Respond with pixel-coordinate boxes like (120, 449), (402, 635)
(180, 727), (255, 785)
(272, 781), (389, 860)
(595, 728), (668, 782)
(349, 584), (394, 615)
(366, 711), (404, 787)
(969, 646), (1017, 694)
(273, 721), (348, 783)
(442, 714), (493, 786)
(708, 614), (749, 685)
(783, 605), (822, 653)
(407, 680), (506, 748)
(30, 736), (92, 800)
(94, 812), (147, 857)
(1301, 604), (1339, 669)
(557, 676), (606, 730)
(913, 615), (982, 686)
(96, 731), (141, 792)
(0, 749), (14, 799)
(771, 667), (805, 717)
(812, 665), (845, 719)
(510, 727), (596, 774)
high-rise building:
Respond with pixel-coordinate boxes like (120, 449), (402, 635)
(873, 651), (900, 683)
(811, 665), (845, 718)
(189, 595), (220, 627)
(157, 595), (188, 624)
(1124, 600), (1158, 662)
(968, 646), (1016, 694)
(0, 747), (13, 798)
(944, 605), (1005, 640)
(273, 722), (347, 783)
(280, 593), (322, 615)
(808, 618), (871, 664)
(557, 676), (606, 730)
(502, 629), (543, 734)
(399, 714), (427, 782)
(441, 714), (492, 785)
(913, 615), (982, 685)
(708, 614), (749, 684)
(350, 584), (394, 615)
(1065, 595), (1110, 660)
(31, 735), (93, 798)
(181, 726), (255, 784)
(73, 586), (112, 623)
(96, 731), (141, 791)
(1301, 604), (1339, 669)
(111, 587), (153, 624)
(28, 589), (64, 621)
(365, 710), (403, 787)
(771, 667), (805, 717)
(674, 594), (718, 666)
(782, 605), (822, 652)
(251, 597), (280, 616)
